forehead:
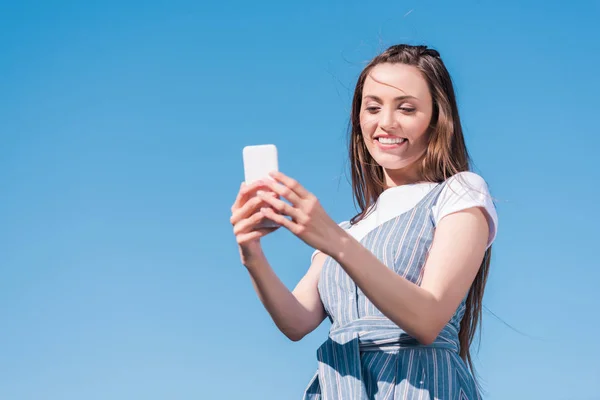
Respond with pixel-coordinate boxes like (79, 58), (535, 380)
(363, 63), (430, 99)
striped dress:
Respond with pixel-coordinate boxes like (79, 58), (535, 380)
(303, 182), (481, 400)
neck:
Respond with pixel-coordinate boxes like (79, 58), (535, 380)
(383, 163), (424, 188)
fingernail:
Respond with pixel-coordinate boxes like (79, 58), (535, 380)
(257, 190), (264, 196)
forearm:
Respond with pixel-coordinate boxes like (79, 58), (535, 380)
(245, 253), (321, 341)
(329, 233), (441, 344)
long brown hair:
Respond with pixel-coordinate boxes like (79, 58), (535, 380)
(348, 44), (491, 382)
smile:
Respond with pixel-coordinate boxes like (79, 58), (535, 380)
(374, 136), (407, 148)
(376, 137), (406, 145)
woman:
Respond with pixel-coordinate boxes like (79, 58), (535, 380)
(230, 44), (497, 399)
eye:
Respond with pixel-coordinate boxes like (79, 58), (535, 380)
(399, 106), (416, 113)
(365, 106), (380, 114)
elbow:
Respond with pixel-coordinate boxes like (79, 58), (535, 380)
(410, 301), (449, 345)
(281, 325), (309, 342)
(411, 316), (445, 346)
(389, 316), (441, 345)
(288, 334), (304, 342)
(284, 330), (306, 342)
(281, 311), (323, 342)
(415, 331), (438, 346)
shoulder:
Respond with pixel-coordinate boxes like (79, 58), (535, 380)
(433, 171), (498, 248)
(438, 171), (494, 205)
(445, 171), (490, 193)
(338, 220), (352, 230)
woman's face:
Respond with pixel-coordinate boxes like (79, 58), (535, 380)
(359, 63), (434, 186)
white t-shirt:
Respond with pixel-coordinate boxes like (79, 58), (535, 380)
(312, 171), (498, 261)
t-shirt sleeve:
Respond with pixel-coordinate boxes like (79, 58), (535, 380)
(431, 171), (498, 248)
(310, 220), (351, 262)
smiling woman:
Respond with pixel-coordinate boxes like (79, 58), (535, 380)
(230, 44), (497, 400)
(360, 63), (433, 182)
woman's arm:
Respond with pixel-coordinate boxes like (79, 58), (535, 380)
(328, 207), (489, 344)
(245, 250), (328, 341)
(258, 171), (490, 345)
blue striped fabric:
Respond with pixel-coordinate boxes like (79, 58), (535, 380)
(303, 183), (481, 399)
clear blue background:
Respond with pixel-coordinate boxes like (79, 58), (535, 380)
(1, 1), (599, 399)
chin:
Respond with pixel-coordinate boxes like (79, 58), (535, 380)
(372, 154), (415, 171)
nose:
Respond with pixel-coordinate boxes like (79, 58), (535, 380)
(379, 107), (397, 132)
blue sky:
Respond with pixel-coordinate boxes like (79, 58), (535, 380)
(1, 1), (599, 399)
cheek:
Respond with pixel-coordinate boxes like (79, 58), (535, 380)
(403, 115), (430, 140)
(360, 115), (377, 134)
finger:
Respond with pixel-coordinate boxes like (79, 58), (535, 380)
(255, 226), (279, 236)
(231, 182), (245, 210)
(233, 211), (265, 235)
(232, 181), (267, 211)
(236, 227), (279, 244)
(230, 195), (265, 225)
(260, 207), (298, 232)
(262, 179), (301, 205)
(236, 223), (279, 244)
(236, 230), (264, 244)
(269, 171), (310, 198)
(257, 191), (302, 220)
(256, 189), (280, 200)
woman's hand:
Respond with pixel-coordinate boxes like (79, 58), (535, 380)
(257, 171), (347, 256)
(230, 181), (279, 265)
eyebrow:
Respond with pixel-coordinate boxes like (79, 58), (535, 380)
(362, 94), (419, 102)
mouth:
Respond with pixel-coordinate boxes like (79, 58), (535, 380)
(374, 136), (407, 148)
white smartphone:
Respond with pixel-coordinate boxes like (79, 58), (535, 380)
(242, 144), (279, 229)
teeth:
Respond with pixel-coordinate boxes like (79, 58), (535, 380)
(378, 137), (406, 144)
